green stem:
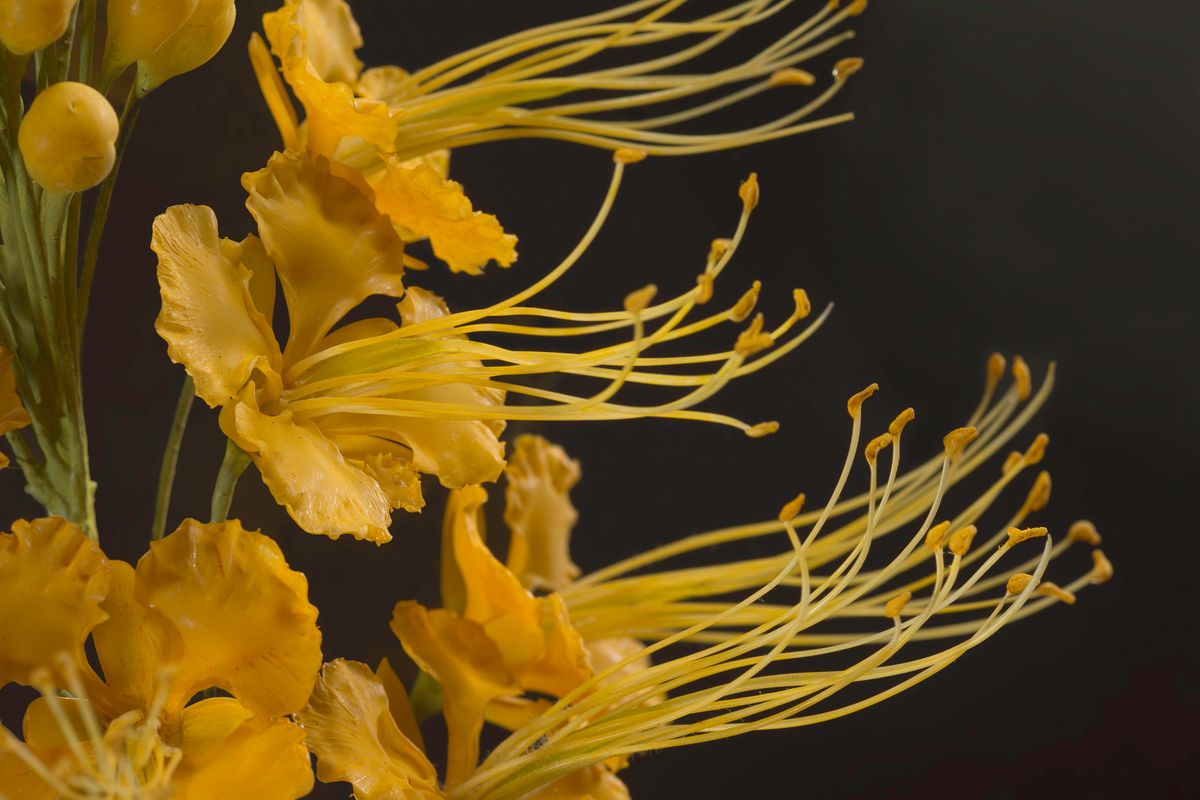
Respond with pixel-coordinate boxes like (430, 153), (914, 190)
(77, 84), (139, 334)
(209, 438), (250, 523)
(151, 375), (195, 541)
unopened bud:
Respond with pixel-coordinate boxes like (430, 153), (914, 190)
(135, 0), (237, 95)
(19, 82), (118, 193)
(0, 0), (77, 55)
(105, 0), (200, 73)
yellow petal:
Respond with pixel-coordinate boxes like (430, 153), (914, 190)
(173, 697), (313, 800)
(525, 764), (631, 800)
(221, 390), (393, 542)
(484, 695), (553, 732)
(243, 151), (406, 364)
(445, 487), (592, 698)
(152, 205), (282, 407)
(391, 602), (520, 788)
(332, 433), (425, 514)
(586, 636), (662, 706)
(136, 519), (322, 717)
(0, 346), (30, 436)
(504, 434), (582, 592)
(370, 157), (517, 275)
(294, 0), (362, 84)
(0, 518), (109, 688)
(90, 560), (180, 713)
(297, 658), (442, 800)
(376, 657), (425, 753)
(0, 744), (56, 800)
(357, 65), (414, 104)
(237, 233), (277, 324)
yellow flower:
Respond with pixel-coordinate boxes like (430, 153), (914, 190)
(154, 146), (818, 543)
(295, 357), (1112, 800)
(0, 346), (31, 468)
(0, 516), (320, 799)
(247, 0), (868, 275)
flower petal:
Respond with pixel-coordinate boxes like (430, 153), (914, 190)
(243, 151), (406, 364)
(370, 157), (517, 275)
(135, 519), (322, 716)
(0, 347), (31, 469)
(293, 0), (362, 84)
(152, 205), (281, 407)
(504, 434), (582, 592)
(0, 518), (109, 688)
(376, 657), (425, 753)
(296, 658), (442, 800)
(221, 390), (393, 542)
(525, 764), (630, 800)
(173, 697), (313, 800)
(0, 745), (56, 800)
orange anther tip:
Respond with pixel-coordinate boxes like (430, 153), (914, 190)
(735, 314), (772, 356)
(833, 57), (864, 81)
(884, 590), (911, 619)
(730, 281), (761, 323)
(695, 272), (715, 305)
(778, 492), (806, 523)
(888, 407), (915, 438)
(925, 521), (951, 550)
(847, 383), (879, 418)
(739, 173), (760, 211)
(948, 524), (977, 556)
(402, 253), (429, 271)
(1091, 549), (1114, 584)
(1024, 433), (1049, 465)
(614, 147), (647, 164)
(768, 68), (817, 88)
(1002, 451), (1023, 475)
(865, 433), (892, 465)
(1068, 520), (1102, 546)
(1038, 581), (1077, 605)
(846, 0), (869, 15)
(1012, 356), (1032, 401)
(1006, 526), (1048, 547)
(709, 238), (733, 262)
(1006, 573), (1034, 595)
(747, 421), (780, 439)
(1023, 471), (1052, 513)
(987, 352), (1007, 387)
(943, 426), (978, 459)
(792, 288), (812, 319)
(624, 284), (657, 313)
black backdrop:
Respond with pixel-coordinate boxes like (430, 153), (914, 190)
(2, 1), (1197, 797)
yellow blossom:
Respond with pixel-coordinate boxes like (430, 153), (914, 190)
(247, 0), (868, 275)
(0, 346), (31, 469)
(153, 148), (818, 543)
(0, 516), (319, 799)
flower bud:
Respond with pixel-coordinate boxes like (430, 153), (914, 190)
(0, 0), (77, 55)
(103, 0), (198, 75)
(19, 82), (119, 193)
(136, 0), (236, 94)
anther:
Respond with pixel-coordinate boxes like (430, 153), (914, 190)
(1090, 550), (1114, 583)
(768, 68), (817, 88)
(1002, 451), (1023, 474)
(614, 147), (647, 164)
(695, 272), (715, 304)
(1006, 573), (1034, 595)
(942, 426), (978, 459)
(792, 288), (812, 320)
(778, 493), (806, 523)
(925, 520), (951, 550)
(1024, 433), (1049, 465)
(888, 407), (915, 439)
(746, 421), (780, 439)
(833, 57), (864, 82)
(1068, 520), (1101, 546)
(987, 352), (1006, 389)
(735, 313), (773, 356)
(884, 590), (911, 619)
(1006, 526), (1048, 547)
(1021, 471), (1052, 513)
(1037, 581), (1077, 604)
(1012, 356), (1032, 401)
(709, 238), (733, 263)
(845, 0), (869, 15)
(730, 281), (761, 322)
(739, 173), (760, 211)
(948, 524), (977, 556)
(865, 432), (892, 465)
(846, 383), (879, 418)
(624, 284), (657, 313)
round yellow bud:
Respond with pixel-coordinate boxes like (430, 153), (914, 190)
(19, 82), (119, 194)
(103, 0), (199, 74)
(137, 0), (235, 94)
(0, 0), (78, 55)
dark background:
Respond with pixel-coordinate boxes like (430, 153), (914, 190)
(4, 1), (1198, 797)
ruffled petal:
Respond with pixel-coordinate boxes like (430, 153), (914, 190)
(370, 156), (517, 275)
(586, 637), (662, 707)
(0, 744), (56, 800)
(504, 434), (582, 592)
(0, 518), (109, 688)
(152, 205), (281, 408)
(0, 347), (30, 469)
(293, 0), (362, 84)
(243, 151), (406, 364)
(296, 659), (442, 800)
(173, 697), (313, 800)
(135, 519), (322, 717)
(221, 390), (393, 542)
(331, 433), (425, 514)
(376, 657), (425, 753)
(391, 602), (520, 788)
